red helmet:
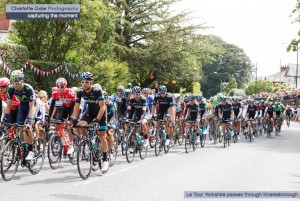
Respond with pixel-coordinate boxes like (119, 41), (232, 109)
(55, 78), (67, 87)
(0, 77), (10, 87)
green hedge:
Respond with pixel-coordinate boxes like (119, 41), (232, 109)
(0, 42), (28, 74)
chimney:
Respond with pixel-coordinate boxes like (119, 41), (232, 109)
(280, 65), (288, 72)
(0, 13), (10, 31)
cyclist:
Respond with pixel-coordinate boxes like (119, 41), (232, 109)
(48, 78), (76, 154)
(125, 86), (149, 147)
(232, 98), (242, 139)
(184, 95), (200, 140)
(0, 77), (20, 123)
(152, 85), (174, 146)
(285, 105), (292, 125)
(113, 86), (127, 120)
(197, 95), (208, 135)
(264, 102), (275, 131)
(218, 97), (234, 138)
(4, 70), (36, 161)
(273, 102), (283, 132)
(142, 88), (154, 114)
(245, 99), (258, 139)
(72, 72), (109, 172)
(103, 91), (116, 160)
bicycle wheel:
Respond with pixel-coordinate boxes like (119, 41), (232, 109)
(1, 140), (20, 181)
(185, 131), (192, 154)
(29, 137), (46, 175)
(109, 134), (118, 167)
(249, 126), (252, 142)
(47, 133), (62, 170)
(121, 131), (128, 156)
(164, 135), (172, 154)
(218, 127), (222, 143)
(77, 139), (92, 180)
(154, 131), (162, 156)
(149, 127), (156, 148)
(125, 132), (136, 163)
(139, 135), (148, 160)
(223, 132), (227, 148)
(69, 134), (80, 165)
(200, 133), (206, 148)
(93, 137), (101, 172)
(192, 133), (197, 151)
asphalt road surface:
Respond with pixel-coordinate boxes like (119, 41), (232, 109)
(1, 122), (300, 201)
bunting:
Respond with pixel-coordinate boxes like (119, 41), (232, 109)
(0, 60), (82, 80)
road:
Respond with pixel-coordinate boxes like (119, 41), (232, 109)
(1, 122), (300, 201)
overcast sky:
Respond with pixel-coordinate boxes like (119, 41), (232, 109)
(172, 0), (299, 77)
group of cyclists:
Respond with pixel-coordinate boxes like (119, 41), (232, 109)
(0, 69), (293, 180)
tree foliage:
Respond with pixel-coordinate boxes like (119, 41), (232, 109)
(245, 80), (274, 95)
(8, 0), (115, 65)
(201, 36), (253, 97)
(84, 59), (130, 94)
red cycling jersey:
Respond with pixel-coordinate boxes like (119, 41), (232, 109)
(52, 88), (76, 107)
(0, 93), (20, 110)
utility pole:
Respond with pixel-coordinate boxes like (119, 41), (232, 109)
(296, 44), (299, 89)
(255, 63), (258, 95)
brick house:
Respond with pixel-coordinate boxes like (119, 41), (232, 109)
(0, 13), (10, 39)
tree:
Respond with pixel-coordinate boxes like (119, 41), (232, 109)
(223, 75), (238, 94)
(245, 80), (274, 95)
(110, 0), (211, 90)
(84, 59), (130, 94)
(273, 82), (293, 92)
(201, 36), (254, 97)
(8, 0), (116, 66)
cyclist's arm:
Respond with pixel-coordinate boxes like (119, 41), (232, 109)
(72, 102), (80, 120)
(96, 100), (106, 121)
(28, 101), (35, 119)
(237, 108), (242, 118)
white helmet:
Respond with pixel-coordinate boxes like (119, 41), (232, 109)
(174, 93), (180, 99)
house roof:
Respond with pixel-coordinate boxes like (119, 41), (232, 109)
(285, 64), (300, 77)
(266, 70), (290, 82)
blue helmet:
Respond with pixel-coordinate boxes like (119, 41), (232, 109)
(80, 72), (93, 81)
(196, 95), (202, 101)
(122, 89), (131, 98)
(158, 85), (167, 93)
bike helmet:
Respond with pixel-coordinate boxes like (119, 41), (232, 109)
(116, 85), (125, 92)
(0, 77), (10, 87)
(80, 72), (94, 81)
(174, 93), (180, 99)
(221, 97), (226, 103)
(188, 94), (195, 100)
(122, 89), (132, 98)
(196, 95), (202, 101)
(217, 93), (224, 98)
(132, 86), (141, 93)
(274, 101), (279, 105)
(55, 78), (67, 87)
(93, 84), (102, 89)
(142, 88), (150, 94)
(268, 102), (273, 106)
(158, 85), (167, 93)
(10, 70), (24, 83)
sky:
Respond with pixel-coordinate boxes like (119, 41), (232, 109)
(172, 0), (299, 77)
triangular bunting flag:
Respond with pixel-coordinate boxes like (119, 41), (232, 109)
(37, 69), (39, 75)
(55, 68), (57, 73)
(34, 68), (36, 73)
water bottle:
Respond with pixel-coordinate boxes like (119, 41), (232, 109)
(136, 133), (141, 145)
(92, 137), (99, 151)
(163, 131), (166, 141)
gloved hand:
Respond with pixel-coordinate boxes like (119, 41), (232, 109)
(230, 118), (233, 121)
(25, 117), (34, 124)
(92, 118), (100, 125)
(71, 119), (78, 127)
(2, 114), (9, 123)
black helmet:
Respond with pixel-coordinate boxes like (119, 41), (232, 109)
(158, 85), (167, 93)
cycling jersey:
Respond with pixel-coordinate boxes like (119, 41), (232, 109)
(265, 106), (274, 118)
(185, 102), (199, 121)
(260, 104), (266, 116)
(198, 102), (206, 118)
(274, 105), (282, 117)
(218, 102), (233, 120)
(0, 93), (20, 110)
(114, 95), (127, 119)
(52, 88), (76, 107)
(247, 105), (258, 119)
(106, 100), (115, 123)
(76, 85), (107, 131)
(175, 100), (185, 113)
(286, 109), (292, 116)
(153, 93), (174, 119)
(146, 96), (154, 114)
(7, 83), (35, 124)
(128, 95), (147, 121)
(232, 102), (241, 117)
